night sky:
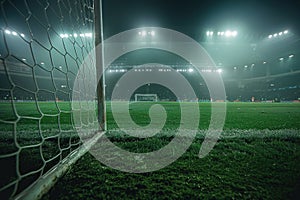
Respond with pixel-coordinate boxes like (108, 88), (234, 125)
(103, 0), (300, 39)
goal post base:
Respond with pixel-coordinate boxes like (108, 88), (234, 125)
(14, 131), (106, 200)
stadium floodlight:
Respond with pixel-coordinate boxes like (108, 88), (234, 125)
(41, 62), (45, 65)
(279, 32), (283, 36)
(206, 31), (213, 36)
(284, 30), (288, 34)
(217, 69), (222, 73)
(150, 31), (155, 36)
(142, 30), (147, 36)
(20, 33), (25, 37)
(22, 58), (26, 61)
(60, 33), (69, 38)
(289, 54), (294, 58)
(220, 32), (224, 36)
(5, 29), (11, 34)
(232, 31), (238, 37)
(225, 30), (231, 37)
(268, 35), (272, 39)
(263, 61), (267, 64)
(279, 57), (284, 61)
(274, 33), (278, 37)
(233, 67), (237, 70)
(12, 31), (17, 36)
(244, 65), (248, 68)
(188, 68), (194, 72)
(217, 32), (221, 35)
(85, 33), (92, 37)
(73, 33), (78, 38)
(79, 33), (85, 37)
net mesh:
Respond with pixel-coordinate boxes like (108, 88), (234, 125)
(0, 0), (97, 198)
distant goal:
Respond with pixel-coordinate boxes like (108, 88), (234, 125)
(135, 94), (158, 102)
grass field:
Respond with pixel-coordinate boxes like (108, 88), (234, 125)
(1, 102), (300, 199)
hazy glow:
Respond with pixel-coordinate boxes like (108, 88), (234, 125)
(5, 29), (11, 34)
(206, 31), (213, 36)
(60, 33), (92, 38)
(214, 30), (238, 37)
(85, 33), (92, 37)
(269, 30), (288, 39)
(232, 31), (238, 37)
(225, 30), (231, 37)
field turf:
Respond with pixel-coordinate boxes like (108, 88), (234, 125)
(1, 102), (300, 199)
(44, 102), (300, 200)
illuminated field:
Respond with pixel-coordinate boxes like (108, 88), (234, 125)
(37, 102), (300, 199)
(1, 102), (300, 198)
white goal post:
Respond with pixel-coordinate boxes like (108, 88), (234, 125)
(135, 94), (158, 102)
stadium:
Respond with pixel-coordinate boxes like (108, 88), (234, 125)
(0, 0), (300, 199)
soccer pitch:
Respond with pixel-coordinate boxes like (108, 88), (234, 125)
(1, 102), (300, 199)
(44, 101), (300, 199)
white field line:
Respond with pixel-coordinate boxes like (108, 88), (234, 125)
(105, 128), (300, 139)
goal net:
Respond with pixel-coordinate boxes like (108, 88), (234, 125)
(0, 0), (102, 199)
(135, 94), (158, 102)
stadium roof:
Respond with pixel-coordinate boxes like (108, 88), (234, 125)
(103, 0), (300, 68)
(103, 0), (300, 39)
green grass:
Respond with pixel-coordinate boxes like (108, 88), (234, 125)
(43, 137), (300, 199)
(0, 101), (82, 199)
(1, 101), (300, 199)
(106, 102), (300, 130)
(44, 102), (300, 200)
